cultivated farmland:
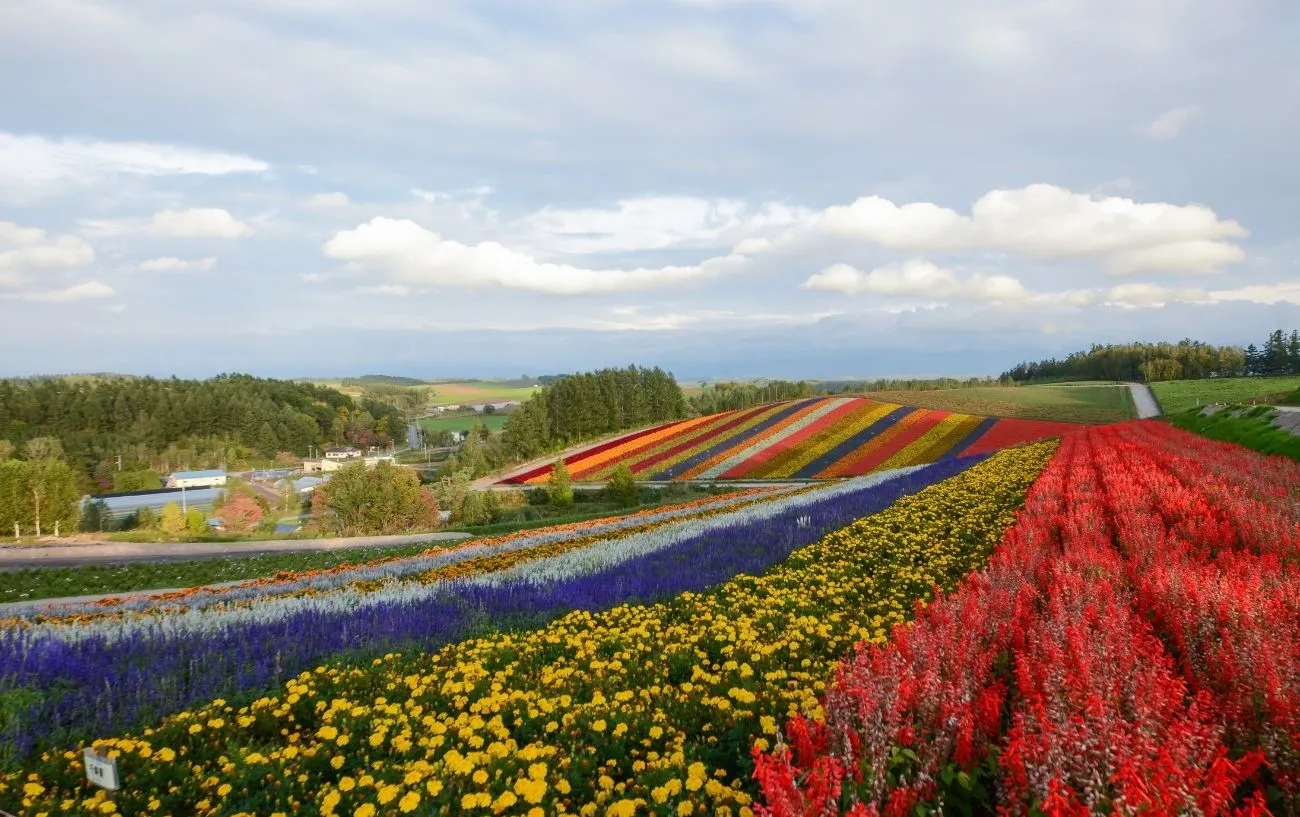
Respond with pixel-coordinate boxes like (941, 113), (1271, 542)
(858, 382), (1136, 423)
(500, 396), (1079, 484)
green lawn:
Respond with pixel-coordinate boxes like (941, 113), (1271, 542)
(1167, 405), (1300, 461)
(860, 383), (1135, 424)
(419, 413), (509, 433)
(1149, 376), (1300, 414)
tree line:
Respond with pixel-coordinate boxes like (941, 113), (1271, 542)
(1001, 338), (1257, 383)
(1244, 330), (1300, 376)
(687, 380), (815, 414)
(0, 374), (405, 491)
(499, 365), (687, 462)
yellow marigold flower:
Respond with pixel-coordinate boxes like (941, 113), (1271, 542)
(156, 748), (175, 762)
(592, 719), (607, 732)
(399, 791), (421, 813)
(426, 779), (444, 796)
(317, 725), (338, 741)
(217, 783), (232, 797)
(607, 800), (638, 817)
(98, 802), (117, 814)
(493, 791), (519, 811)
(472, 769), (489, 785)
(188, 724), (202, 734)
(676, 803), (694, 817)
(354, 805), (376, 817)
(339, 776), (356, 792)
(23, 783), (45, 797)
(377, 785), (399, 804)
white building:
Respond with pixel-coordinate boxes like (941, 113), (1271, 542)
(324, 447), (361, 460)
(166, 469), (228, 489)
(303, 454), (397, 473)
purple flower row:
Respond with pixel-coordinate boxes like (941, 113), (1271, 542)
(0, 455), (984, 764)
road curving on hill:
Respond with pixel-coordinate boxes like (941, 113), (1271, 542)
(1126, 382), (1162, 418)
(0, 531), (474, 570)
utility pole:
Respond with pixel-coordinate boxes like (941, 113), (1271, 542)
(181, 485), (188, 514)
(116, 454), (122, 472)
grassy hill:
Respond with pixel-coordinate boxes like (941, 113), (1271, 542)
(1167, 404), (1300, 460)
(1150, 375), (1300, 414)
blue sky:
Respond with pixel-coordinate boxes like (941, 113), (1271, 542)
(2, 0), (1298, 380)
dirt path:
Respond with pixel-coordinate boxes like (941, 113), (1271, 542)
(0, 531), (473, 569)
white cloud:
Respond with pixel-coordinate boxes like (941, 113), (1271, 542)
(521, 196), (810, 255)
(150, 208), (252, 238)
(803, 260), (1030, 303)
(1209, 281), (1300, 306)
(137, 256), (217, 272)
(357, 284), (410, 296)
(1104, 283), (1209, 308)
(304, 192), (350, 207)
(1140, 105), (1201, 140)
(0, 221), (96, 273)
(0, 132), (267, 190)
(21, 281), (116, 302)
(749, 183), (1247, 276)
(323, 217), (746, 294)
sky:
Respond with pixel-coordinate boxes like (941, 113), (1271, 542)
(2, 0), (1299, 380)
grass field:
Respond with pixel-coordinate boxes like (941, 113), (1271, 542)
(306, 378), (538, 406)
(419, 413), (509, 433)
(1149, 375), (1300, 414)
(858, 384), (1135, 424)
(424, 381), (539, 406)
(1167, 405), (1300, 461)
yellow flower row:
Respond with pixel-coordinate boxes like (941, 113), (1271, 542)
(4, 444), (1056, 817)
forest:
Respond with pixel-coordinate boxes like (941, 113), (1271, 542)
(497, 365), (686, 463)
(1000, 330), (1300, 383)
(0, 374), (405, 490)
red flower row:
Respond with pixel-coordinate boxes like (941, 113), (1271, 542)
(754, 422), (1298, 816)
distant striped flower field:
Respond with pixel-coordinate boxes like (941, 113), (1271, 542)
(499, 396), (1079, 484)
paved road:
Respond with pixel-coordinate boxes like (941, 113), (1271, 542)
(1126, 382), (1162, 419)
(0, 531), (473, 570)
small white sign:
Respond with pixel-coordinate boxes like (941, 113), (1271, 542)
(83, 748), (120, 791)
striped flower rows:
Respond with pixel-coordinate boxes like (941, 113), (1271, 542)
(4, 489), (784, 626)
(500, 397), (1078, 485)
(2, 448), (1051, 817)
(0, 463), (956, 766)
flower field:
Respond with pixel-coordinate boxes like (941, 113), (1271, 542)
(1, 445), (1056, 816)
(753, 422), (1299, 816)
(499, 397), (1078, 484)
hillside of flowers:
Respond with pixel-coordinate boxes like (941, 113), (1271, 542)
(753, 422), (1299, 816)
(1, 445), (1056, 815)
(499, 396), (1077, 485)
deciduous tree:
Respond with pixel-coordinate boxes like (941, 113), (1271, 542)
(217, 494), (263, 532)
(159, 501), (186, 536)
(547, 459), (574, 508)
(606, 462), (639, 507)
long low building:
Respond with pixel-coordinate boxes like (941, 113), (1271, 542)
(83, 487), (224, 523)
(167, 469), (228, 489)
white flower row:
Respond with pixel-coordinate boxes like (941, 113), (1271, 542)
(25, 467), (922, 645)
(15, 487), (800, 620)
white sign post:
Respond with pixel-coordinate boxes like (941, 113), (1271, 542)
(83, 748), (120, 791)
